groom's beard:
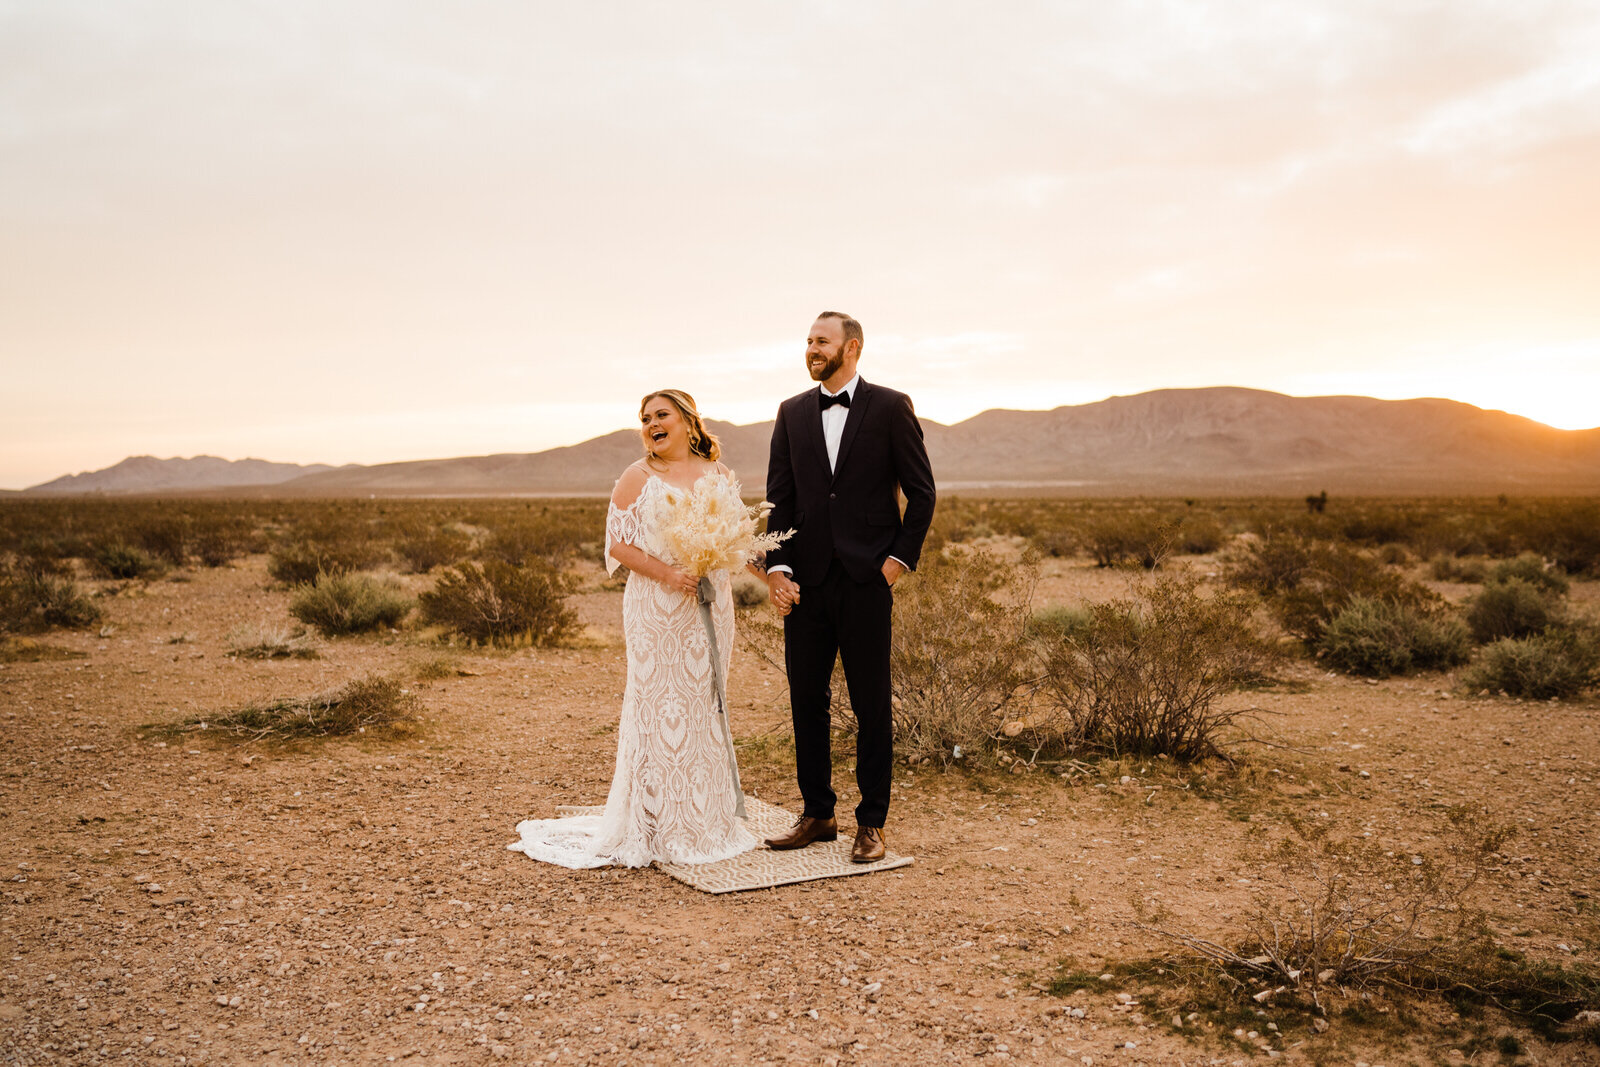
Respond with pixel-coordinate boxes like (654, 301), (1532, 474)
(808, 353), (844, 382)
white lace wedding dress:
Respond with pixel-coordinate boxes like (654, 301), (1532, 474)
(507, 473), (756, 868)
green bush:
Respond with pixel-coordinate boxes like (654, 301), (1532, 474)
(1319, 597), (1472, 678)
(1262, 542), (1439, 646)
(1039, 574), (1276, 760)
(91, 541), (165, 580)
(1465, 577), (1563, 643)
(0, 571), (103, 633)
(1026, 603), (1094, 641)
(1487, 553), (1570, 596)
(419, 559), (577, 646)
(1464, 628), (1600, 700)
(289, 572), (412, 636)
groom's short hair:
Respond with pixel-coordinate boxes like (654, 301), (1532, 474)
(817, 311), (863, 353)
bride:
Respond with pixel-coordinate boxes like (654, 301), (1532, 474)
(508, 389), (761, 868)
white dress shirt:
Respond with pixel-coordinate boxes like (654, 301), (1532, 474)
(819, 374), (859, 473)
(769, 375), (906, 579)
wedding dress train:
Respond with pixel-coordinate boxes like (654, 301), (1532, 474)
(508, 474), (756, 868)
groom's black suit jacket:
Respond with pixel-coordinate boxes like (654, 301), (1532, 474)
(764, 378), (937, 586)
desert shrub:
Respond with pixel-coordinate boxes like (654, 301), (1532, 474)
(132, 517), (190, 566)
(1253, 542), (1438, 647)
(479, 509), (590, 567)
(1318, 597), (1471, 678)
(419, 559), (577, 646)
(1085, 512), (1174, 569)
(1429, 556), (1488, 583)
(267, 514), (386, 584)
(91, 541), (165, 580)
(267, 536), (386, 584)
(1511, 499), (1600, 576)
(1465, 577), (1563, 643)
(1141, 808), (1514, 1011)
(888, 545), (1040, 764)
(0, 570), (103, 633)
(156, 675), (417, 741)
(225, 623), (319, 660)
(1026, 603), (1094, 641)
(1175, 515), (1226, 555)
(731, 573), (768, 609)
(1377, 542), (1410, 566)
(1031, 527), (1077, 558)
(194, 518), (256, 567)
(394, 523), (472, 573)
(1487, 553), (1570, 596)
(1038, 574), (1275, 760)
(1464, 628), (1600, 700)
(289, 572), (412, 636)
(1225, 533), (1315, 595)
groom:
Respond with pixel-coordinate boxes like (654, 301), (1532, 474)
(762, 311), (936, 862)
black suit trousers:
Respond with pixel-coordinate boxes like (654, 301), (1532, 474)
(782, 558), (894, 828)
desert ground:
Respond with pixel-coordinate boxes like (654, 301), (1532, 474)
(3, 546), (1598, 1066)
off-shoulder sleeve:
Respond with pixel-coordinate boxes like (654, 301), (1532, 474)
(605, 466), (649, 576)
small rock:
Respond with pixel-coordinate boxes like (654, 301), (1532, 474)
(215, 996), (229, 1008)
(1312, 1017), (1329, 1033)
(861, 982), (882, 997)
(491, 1045), (510, 1059)
(1070, 1008), (1085, 1019)
(1002, 721), (1025, 738)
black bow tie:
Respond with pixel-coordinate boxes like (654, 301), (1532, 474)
(819, 390), (851, 411)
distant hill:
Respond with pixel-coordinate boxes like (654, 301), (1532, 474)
(21, 389), (1600, 497)
(22, 455), (340, 495)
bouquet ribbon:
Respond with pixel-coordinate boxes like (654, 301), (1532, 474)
(696, 576), (747, 820)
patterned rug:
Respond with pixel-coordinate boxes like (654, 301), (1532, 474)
(555, 796), (914, 894)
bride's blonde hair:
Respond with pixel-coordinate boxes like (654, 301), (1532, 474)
(640, 389), (721, 464)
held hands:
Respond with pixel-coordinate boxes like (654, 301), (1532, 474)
(766, 571), (801, 617)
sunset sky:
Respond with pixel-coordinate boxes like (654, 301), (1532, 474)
(3, 1), (1598, 489)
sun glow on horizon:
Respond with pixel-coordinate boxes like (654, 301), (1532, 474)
(3, 2), (1599, 488)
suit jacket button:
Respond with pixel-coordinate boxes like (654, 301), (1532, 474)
(829, 492), (837, 500)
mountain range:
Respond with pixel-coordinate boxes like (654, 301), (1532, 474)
(18, 388), (1600, 497)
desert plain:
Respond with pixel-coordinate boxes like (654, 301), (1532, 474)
(2, 501), (1598, 1067)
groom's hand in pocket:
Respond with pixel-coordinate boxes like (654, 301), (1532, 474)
(766, 571), (800, 616)
(880, 557), (907, 587)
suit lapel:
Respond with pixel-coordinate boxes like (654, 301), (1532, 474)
(805, 389), (832, 480)
(831, 378), (872, 483)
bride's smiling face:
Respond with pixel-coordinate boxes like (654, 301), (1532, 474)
(640, 395), (689, 457)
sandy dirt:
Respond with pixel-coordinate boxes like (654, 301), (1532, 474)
(2, 554), (1597, 1065)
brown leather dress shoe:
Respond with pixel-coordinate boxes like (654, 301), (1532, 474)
(764, 815), (838, 851)
(850, 826), (886, 864)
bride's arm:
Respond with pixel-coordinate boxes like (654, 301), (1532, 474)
(607, 465), (699, 597)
